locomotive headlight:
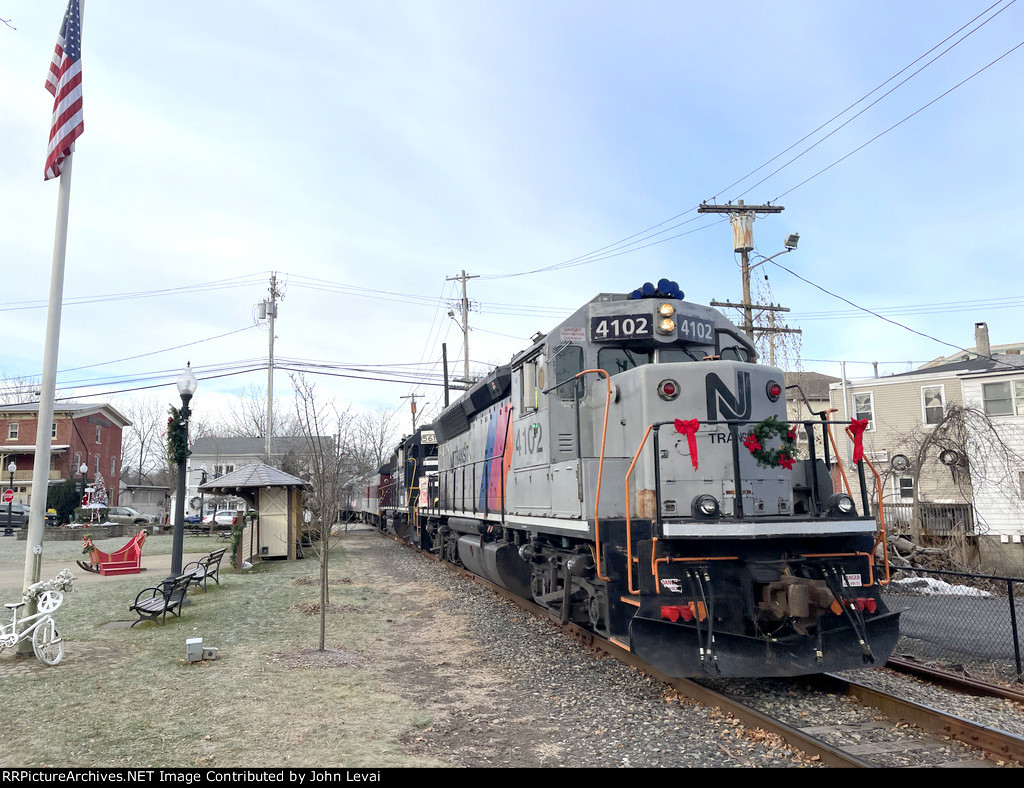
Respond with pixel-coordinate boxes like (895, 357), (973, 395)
(658, 302), (676, 317)
(691, 495), (720, 520)
(827, 493), (857, 517)
(657, 379), (680, 401)
(657, 317), (676, 335)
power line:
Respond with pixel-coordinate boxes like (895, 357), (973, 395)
(769, 258), (1022, 371)
(0, 273), (267, 312)
(773, 35), (1024, 202)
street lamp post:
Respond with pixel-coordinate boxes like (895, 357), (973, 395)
(195, 465), (208, 528)
(78, 461), (88, 505)
(5, 461), (15, 536)
(170, 364), (198, 578)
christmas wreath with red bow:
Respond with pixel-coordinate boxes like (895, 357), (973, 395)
(742, 416), (798, 470)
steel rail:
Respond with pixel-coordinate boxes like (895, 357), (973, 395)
(886, 658), (1024, 705)
(379, 530), (1022, 767)
(809, 672), (1024, 765)
(422, 544), (873, 767)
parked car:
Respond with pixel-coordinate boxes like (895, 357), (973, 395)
(184, 514), (203, 525)
(203, 510), (239, 526)
(105, 506), (154, 525)
(2, 503), (30, 529)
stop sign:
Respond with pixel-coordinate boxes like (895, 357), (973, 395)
(2, 489), (13, 504)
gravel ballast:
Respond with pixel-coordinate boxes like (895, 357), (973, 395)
(352, 529), (1024, 768)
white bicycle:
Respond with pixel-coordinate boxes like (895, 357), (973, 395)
(0, 570), (73, 666)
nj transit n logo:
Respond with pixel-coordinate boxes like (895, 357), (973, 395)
(705, 371), (751, 421)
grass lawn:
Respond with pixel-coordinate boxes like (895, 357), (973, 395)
(0, 531), (439, 768)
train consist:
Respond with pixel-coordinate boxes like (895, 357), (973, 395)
(361, 282), (899, 677)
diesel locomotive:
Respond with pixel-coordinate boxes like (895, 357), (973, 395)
(366, 282), (899, 677)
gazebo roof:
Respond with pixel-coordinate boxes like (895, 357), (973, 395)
(198, 462), (310, 495)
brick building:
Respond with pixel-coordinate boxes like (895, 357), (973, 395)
(0, 403), (129, 507)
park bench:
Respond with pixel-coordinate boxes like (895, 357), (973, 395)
(77, 531), (147, 576)
(128, 574), (191, 626)
(183, 548), (226, 592)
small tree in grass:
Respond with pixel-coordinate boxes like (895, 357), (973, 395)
(291, 374), (360, 651)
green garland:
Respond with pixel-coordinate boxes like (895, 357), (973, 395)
(230, 521), (248, 569)
(742, 416), (798, 470)
(166, 405), (190, 465)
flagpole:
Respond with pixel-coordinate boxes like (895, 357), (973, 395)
(22, 153), (74, 597)
(20, 0), (83, 653)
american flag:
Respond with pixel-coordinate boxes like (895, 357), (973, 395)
(44, 0), (84, 181)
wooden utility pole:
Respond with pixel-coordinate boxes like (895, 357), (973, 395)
(400, 394), (418, 433)
(264, 272), (281, 460)
(700, 200), (801, 361)
(446, 270), (478, 384)
(442, 343), (450, 407)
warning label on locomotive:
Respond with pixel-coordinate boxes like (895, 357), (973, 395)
(590, 314), (653, 341)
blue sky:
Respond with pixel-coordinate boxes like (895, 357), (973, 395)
(2, 1), (1022, 429)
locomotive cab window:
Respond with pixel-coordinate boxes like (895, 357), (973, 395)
(598, 346), (651, 377)
(552, 344), (585, 400)
(719, 345), (752, 362)
(657, 347), (703, 364)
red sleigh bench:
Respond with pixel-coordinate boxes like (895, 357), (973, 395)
(77, 531), (147, 576)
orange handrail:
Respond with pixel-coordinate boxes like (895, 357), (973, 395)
(823, 408), (853, 499)
(846, 427), (892, 586)
(800, 551), (878, 587)
(623, 424), (655, 595)
(650, 535), (738, 593)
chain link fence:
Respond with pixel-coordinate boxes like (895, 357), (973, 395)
(881, 567), (1023, 685)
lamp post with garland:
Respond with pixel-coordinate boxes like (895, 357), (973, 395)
(167, 363), (198, 578)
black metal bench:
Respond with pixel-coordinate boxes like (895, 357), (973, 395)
(183, 548), (226, 592)
(129, 574), (191, 626)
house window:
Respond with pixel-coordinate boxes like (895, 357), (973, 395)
(898, 477), (914, 500)
(7, 423), (18, 440)
(95, 426), (102, 444)
(75, 452), (81, 468)
(853, 392), (875, 430)
(111, 456), (116, 476)
(225, 465), (234, 474)
(51, 422), (57, 439)
(94, 455), (100, 474)
(982, 380), (1024, 416)
(922, 385), (945, 425)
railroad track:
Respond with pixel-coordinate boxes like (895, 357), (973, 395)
(384, 531), (1024, 767)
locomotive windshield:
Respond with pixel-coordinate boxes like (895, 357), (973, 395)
(597, 344), (709, 377)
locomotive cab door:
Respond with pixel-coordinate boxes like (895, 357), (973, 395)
(510, 351), (552, 515)
(547, 343), (586, 518)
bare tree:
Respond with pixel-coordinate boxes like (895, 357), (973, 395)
(215, 384), (298, 442)
(892, 404), (1024, 569)
(352, 406), (402, 482)
(291, 374), (360, 650)
(117, 396), (166, 483)
(0, 375), (40, 405)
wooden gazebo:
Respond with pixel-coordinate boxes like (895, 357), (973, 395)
(199, 462), (309, 561)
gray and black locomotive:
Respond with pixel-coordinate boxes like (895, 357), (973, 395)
(364, 282), (899, 677)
